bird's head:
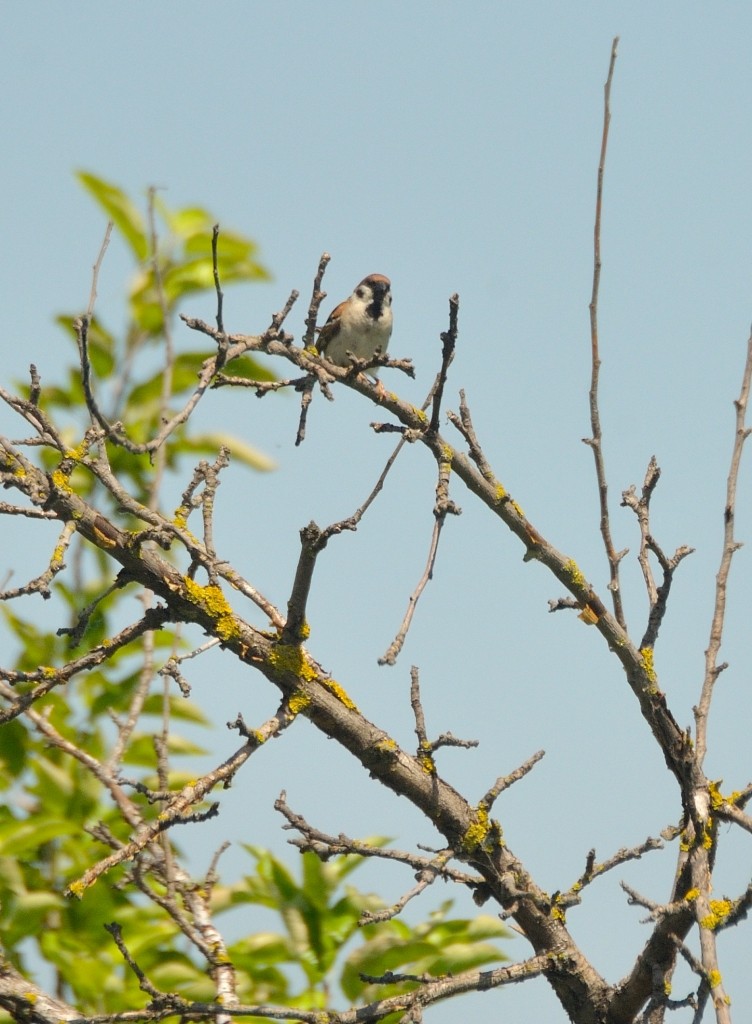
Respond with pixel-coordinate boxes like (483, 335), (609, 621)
(352, 274), (392, 320)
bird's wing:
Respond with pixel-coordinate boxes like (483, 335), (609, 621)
(316, 300), (346, 354)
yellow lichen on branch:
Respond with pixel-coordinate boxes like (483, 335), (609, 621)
(182, 578), (240, 642)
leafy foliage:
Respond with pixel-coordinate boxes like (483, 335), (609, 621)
(49, 172), (275, 482)
(0, 174), (510, 1021)
(217, 847), (509, 1012)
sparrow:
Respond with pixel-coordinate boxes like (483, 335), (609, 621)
(316, 274), (393, 379)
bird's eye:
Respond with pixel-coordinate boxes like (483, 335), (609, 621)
(356, 287), (366, 299)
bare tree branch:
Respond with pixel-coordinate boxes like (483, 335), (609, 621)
(583, 35), (627, 629)
(695, 326), (752, 766)
(621, 455), (695, 649)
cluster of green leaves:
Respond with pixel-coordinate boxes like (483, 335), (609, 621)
(211, 846), (509, 1014)
(2, 172), (278, 1010)
(0, 672), (209, 1010)
(48, 172), (276, 507)
(0, 810), (509, 1015)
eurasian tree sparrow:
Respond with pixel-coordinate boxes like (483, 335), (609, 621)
(316, 274), (393, 379)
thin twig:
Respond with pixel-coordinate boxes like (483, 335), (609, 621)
(213, 372), (311, 394)
(87, 221), (113, 318)
(212, 223), (225, 337)
(621, 456), (695, 649)
(560, 834), (663, 905)
(295, 378), (317, 446)
(584, 36), (627, 629)
(378, 300), (462, 666)
(291, 257), (332, 445)
(56, 578), (124, 647)
(322, 366), (444, 541)
(378, 456), (461, 666)
(0, 520), (75, 601)
(105, 922), (164, 1001)
(29, 363), (41, 406)
(199, 449), (232, 571)
(408, 667), (479, 774)
(75, 220), (118, 434)
(303, 252), (330, 349)
(479, 750), (546, 812)
(323, 431), (414, 538)
(274, 791), (481, 885)
(360, 846), (456, 924)
(695, 326), (752, 766)
(378, 513), (441, 667)
(410, 665), (430, 747)
(447, 390), (495, 481)
(76, 314), (113, 434)
(428, 294), (459, 434)
(147, 186), (175, 443)
(621, 456), (661, 605)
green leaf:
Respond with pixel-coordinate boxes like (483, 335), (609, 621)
(301, 852), (328, 908)
(341, 905), (509, 1002)
(32, 754), (77, 798)
(149, 955), (214, 998)
(162, 258), (216, 301)
(231, 931), (295, 966)
(159, 204), (213, 238)
(181, 432), (276, 472)
(120, 732), (207, 766)
(77, 172), (149, 261)
(223, 354), (277, 382)
(165, 733), (209, 756)
(127, 352), (209, 407)
(53, 315), (116, 376)
(324, 837), (392, 885)
(141, 694), (210, 724)
(0, 817), (79, 857)
(0, 719), (28, 785)
(184, 229), (259, 262)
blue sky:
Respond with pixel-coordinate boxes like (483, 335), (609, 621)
(3, 3), (752, 1020)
